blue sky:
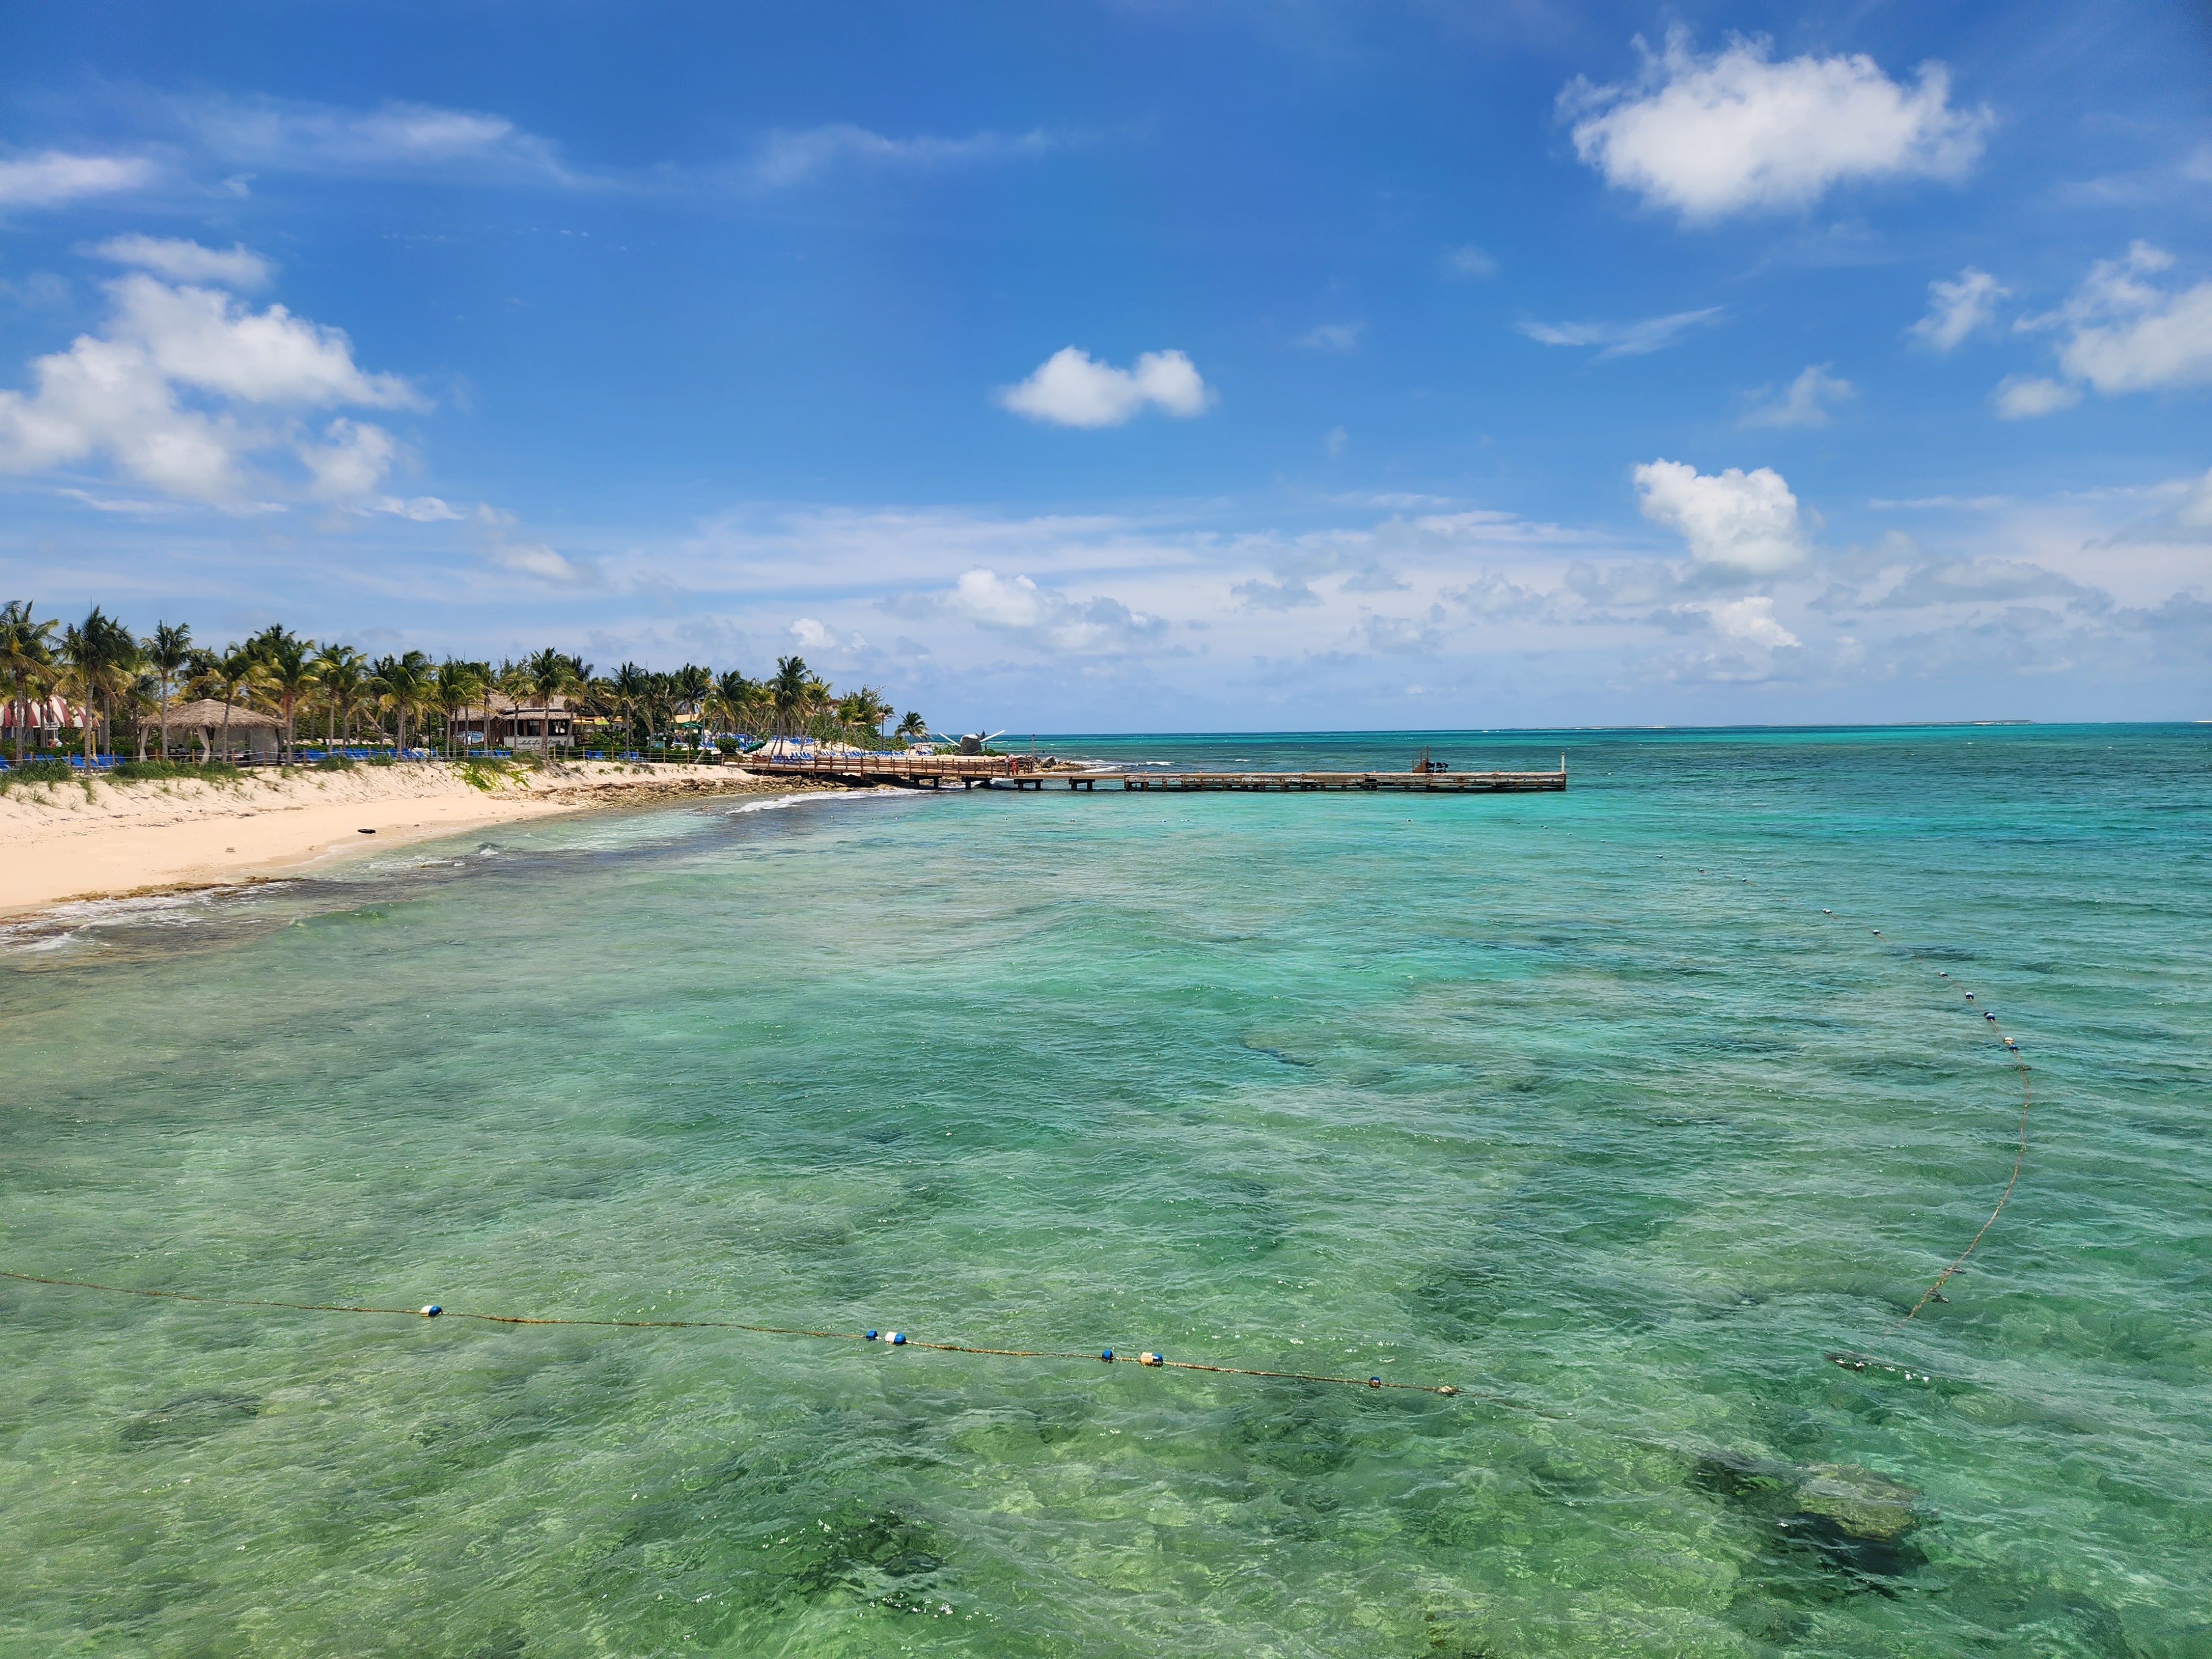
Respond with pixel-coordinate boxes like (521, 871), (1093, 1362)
(2, 1), (2208, 730)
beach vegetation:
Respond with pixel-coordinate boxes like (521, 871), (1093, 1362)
(108, 758), (243, 783)
(315, 754), (357, 772)
(2, 597), (929, 767)
(0, 756), (73, 790)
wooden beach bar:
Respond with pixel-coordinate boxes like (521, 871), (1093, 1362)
(744, 753), (1566, 793)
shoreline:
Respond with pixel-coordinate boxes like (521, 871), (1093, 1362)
(0, 760), (838, 919)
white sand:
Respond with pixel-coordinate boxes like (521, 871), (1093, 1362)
(0, 760), (797, 917)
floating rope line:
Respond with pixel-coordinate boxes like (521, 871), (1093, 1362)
(5, 824), (2028, 1413)
(0, 1267), (1538, 1408)
(1584, 829), (2035, 1367)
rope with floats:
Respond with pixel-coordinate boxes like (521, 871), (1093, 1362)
(1582, 832), (2034, 1378)
(3, 825), (2031, 1407)
(0, 1266), (1545, 1408)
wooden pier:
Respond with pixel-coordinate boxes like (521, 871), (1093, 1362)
(742, 754), (1565, 793)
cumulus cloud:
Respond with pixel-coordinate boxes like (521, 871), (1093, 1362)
(749, 124), (1054, 188)
(92, 234), (272, 289)
(1992, 374), (2081, 419)
(1741, 363), (1854, 428)
(998, 347), (1211, 427)
(1703, 594), (1801, 647)
(1910, 267), (2007, 351)
(0, 274), (419, 501)
(1519, 306), (1722, 359)
(1563, 29), (1990, 222)
(300, 416), (397, 498)
(790, 616), (868, 651)
(944, 567), (1164, 651)
(0, 151), (157, 208)
(2027, 241), (2212, 396)
(1634, 458), (1810, 574)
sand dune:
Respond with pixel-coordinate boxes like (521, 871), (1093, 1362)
(0, 760), (805, 916)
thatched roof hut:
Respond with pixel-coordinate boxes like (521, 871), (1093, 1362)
(161, 699), (281, 729)
(161, 698), (282, 759)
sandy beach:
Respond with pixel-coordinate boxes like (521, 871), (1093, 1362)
(0, 760), (813, 918)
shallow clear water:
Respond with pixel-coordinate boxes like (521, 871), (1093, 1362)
(3, 725), (2208, 1657)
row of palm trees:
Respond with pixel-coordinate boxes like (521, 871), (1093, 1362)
(0, 601), (928, 765)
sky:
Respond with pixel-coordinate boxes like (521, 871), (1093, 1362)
(1, 0), (2209, 732)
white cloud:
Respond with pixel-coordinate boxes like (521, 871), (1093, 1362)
(1741, 363), (1854, 428)
(300, 417), (396, 498)
(1910, 267), (2007, 351)
(1563, 28), (1990, 222)
(108, 274), (418, 407)
(944, 567), (1164, 652)
(364, 494), (463, 522)
(2177, 467), (2212, 530)
(2033, 242), (2212, 395)
(789, 616), (868, 652)
(92, 234), (272, 289)
(1992, 374), (2081, 419)
(0, 275), (419, 502)
(1704, 594), (1801, 647)
(1443, 245), (1498, 278)
(493, 541), (592, 583)
(1296, 321), (1365, 352)
(0, 151), (157, 208)
(1324, 426), (1348, 459)
(1634, 458), (1810, 574)
(1518, 306), (1722, 359)
(998, 347), (1212, 427)
(176, 95), (581, 185)
(749, 124), (1054, 188)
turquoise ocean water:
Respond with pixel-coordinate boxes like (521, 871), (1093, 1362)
(2, 725), (2207, 1657)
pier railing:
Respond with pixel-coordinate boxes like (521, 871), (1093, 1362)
(743, 754), (1566, 793)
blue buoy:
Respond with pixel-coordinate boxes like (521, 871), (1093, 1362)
(889, 1331), (906, 1345)
(1100, 1349), (1114, 1362)
(1368, 1376), (1382, 1388)
(420, 1304), (441, 1318)
(864, 1330), (878, 1340)
(1139, 1351), (1163, 1366)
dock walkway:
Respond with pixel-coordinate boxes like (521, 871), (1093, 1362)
(743, 755), (1565, 793)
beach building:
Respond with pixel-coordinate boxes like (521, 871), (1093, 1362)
(160, 698), (282, 761)
(446, 694), (577, 754)
(1, 695), (89, 749)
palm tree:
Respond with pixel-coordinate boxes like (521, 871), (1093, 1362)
(432, 658), (486, 757)
(249, 626), (319, 763)
(371, 650), (433, 756)
(196, 645), (272, 762)
(525, 647), (583, 760)
(313, 643), (368, 748)
(710, 669), (759, 748)
(56, 608), (139, 767)
(895, 710), (928, 746)
(125, 669), (162, 760)
(669, 662), (711, 753)
(612, 662), (651, 752)
(0, 601), (58, 764)
(770, 655), (812, 740)
(144, 620), (193, 761)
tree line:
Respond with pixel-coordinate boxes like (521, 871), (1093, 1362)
(0, 601), (927, 764)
